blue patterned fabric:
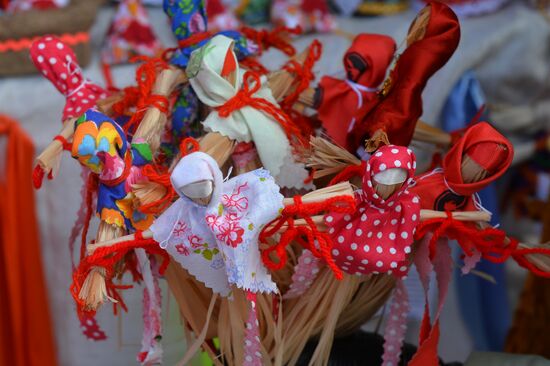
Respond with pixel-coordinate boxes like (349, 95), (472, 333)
(441, 71), (511, 351)
(163, 0), (254, 68)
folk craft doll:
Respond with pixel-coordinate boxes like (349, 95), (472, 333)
(71, 110), (164, 363)
(29, 35), (109, 185)
(325, 145), (420, 277)
(149, 151), (282, 295)
(271, 0), (336, 33)
(101, 0), (163, 65)
(71, 109), (154, 231)
(347, 1), (460, 152)
(162, 0), (254, 152)
(187, 34), (313, 189)
(311, 34), (397, 148)
(411, 121), (513, 212)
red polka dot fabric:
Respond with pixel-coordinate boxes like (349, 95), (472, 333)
(30, 36), (108, 121)
(325, 145), (420, 278)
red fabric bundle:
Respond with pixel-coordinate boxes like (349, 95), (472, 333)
(347, 2), (460, 151)
(316, 34), (396, 147)
(411, 122), (513, 211)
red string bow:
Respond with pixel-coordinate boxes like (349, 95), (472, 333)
(241, 26), (302, 56)
(30, 35), (109, 121)
(70, 231), (170, 316)
(260, 195), (356, 280)
(216, 71), (307, 147)
(281, 39), (322, 110)
(415, 212), (550, 277)
(112, 56), (170, 133)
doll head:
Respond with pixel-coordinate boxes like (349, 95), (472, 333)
(343, 34), (396, 87)
(461, 141), (510, 183)
(171, 151), (222, 208)
(362, 145), (416, 205)
(443, 122), (513, 196)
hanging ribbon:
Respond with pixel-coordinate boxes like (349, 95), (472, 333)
(243, 291), (263, 366)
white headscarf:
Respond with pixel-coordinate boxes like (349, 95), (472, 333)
(151, 152), (283, 295)
(187, 35), (313, 190)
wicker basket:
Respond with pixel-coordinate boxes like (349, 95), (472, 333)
(0, 0), (104, 76)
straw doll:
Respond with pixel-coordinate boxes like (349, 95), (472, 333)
(69, 110), (164, 362)
(29, 35), (109, 187)
(347, 1), (460, 152)
(306, 33), (397, 149)
(186, 34), (314, 189)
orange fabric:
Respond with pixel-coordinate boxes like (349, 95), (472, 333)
(0, 115), (58, 366)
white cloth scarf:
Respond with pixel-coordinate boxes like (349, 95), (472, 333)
(187, 35), (313, 190)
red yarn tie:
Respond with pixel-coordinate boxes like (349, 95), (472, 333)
(112, 56), (170, 134)
(240, 26), (302, 56)
(415, 212), (550, 277)
(329, 161), (366, 186)
(70, 231), (170, 316)
(260, 194), (356, 279)
(281, 39), (322, 110)
(216, 71), (306, 147)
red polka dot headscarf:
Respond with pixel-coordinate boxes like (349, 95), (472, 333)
(30, 36), (108, 121)
(325, 145), (421, 278)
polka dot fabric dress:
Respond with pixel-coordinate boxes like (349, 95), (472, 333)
(325, 145), (420, 278)
(30, 36), (108, 121)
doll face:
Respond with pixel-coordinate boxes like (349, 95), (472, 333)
(407, 6), (431, 46)
(373, 168), (408, 200)
(344, 52), (368, 82)
(461, 155), (489, 184)
(180, 179), (214, 206)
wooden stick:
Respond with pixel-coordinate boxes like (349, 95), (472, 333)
(413, 120), (452, 146)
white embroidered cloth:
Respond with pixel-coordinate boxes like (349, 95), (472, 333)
(151, 152), (283, 295)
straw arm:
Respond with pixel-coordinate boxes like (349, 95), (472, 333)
(35, 117), (76, 177)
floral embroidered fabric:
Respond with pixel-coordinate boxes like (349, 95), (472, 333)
(150, 152), (283, 295)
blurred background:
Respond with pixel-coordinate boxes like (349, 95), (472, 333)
(1, 0), (550, 365)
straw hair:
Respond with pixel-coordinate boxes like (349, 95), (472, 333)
(307, 136), (361, 179)
(268, 47), (310, 102)
(412, 120), (452, 146)
(133, 67), (186, 153)
(365, 129), (390, 153)
(78, 221), (124, 310)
